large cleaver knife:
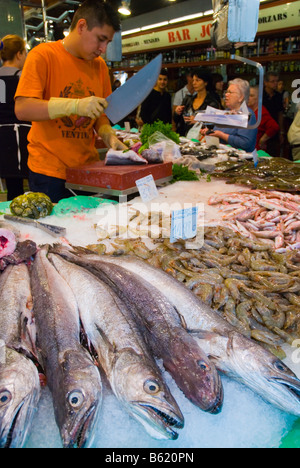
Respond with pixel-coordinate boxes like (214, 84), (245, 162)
(105, 54), (162, 124)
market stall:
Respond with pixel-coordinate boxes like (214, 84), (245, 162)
(1, 159), (300, 448)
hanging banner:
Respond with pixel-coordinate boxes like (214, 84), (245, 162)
(122, 0), (300, 54)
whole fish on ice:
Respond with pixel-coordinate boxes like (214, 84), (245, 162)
(0, 264), (40, 449)
(30, 247), (102, 448)
(49, 253), (184, 440)
(59, 253), (224, 414)
(55, 247), (300, 418)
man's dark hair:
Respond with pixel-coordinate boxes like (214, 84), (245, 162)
(70, 0), (121, 32)
(160, 68), (168, 77)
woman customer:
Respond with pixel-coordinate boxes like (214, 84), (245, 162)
(0, 34), (30, 200)
(173, 67), (220, 136)
(201, 78), (257, 153)
(248, 85), (279, 152)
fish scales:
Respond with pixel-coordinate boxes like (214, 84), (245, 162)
(30, 247), (102, 449)
(56, 248), (300, 418)
(0, 264), (40, 448)
(48, 253), (184, 441)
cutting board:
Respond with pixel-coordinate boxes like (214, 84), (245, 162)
(66, 161), (173, 191)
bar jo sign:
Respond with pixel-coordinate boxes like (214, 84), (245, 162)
(122, 21), (212, 54)
(122, 0), (300, 54)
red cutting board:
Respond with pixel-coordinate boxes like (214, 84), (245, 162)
(66, 161), (173, 191)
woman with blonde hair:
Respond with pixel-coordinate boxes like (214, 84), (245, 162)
(0, 34), (30, 200)
(200, 78), (258, 153)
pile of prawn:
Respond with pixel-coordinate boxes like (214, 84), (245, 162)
(208, 189), (300, 253)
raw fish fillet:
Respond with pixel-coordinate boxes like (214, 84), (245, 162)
(105, 149), (148, 166)
(0, 229), (17, 258)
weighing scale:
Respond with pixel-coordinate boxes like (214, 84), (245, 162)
(66, 161), (173, 203)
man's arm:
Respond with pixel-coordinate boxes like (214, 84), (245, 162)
(15, 97), (50, 122)
(15, 95), (108, 122)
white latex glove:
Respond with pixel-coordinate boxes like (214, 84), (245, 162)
(48, 96), (107, 120)
(98, 124), (127, 150)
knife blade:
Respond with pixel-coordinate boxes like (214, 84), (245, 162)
(105, 54), (163, 124)
(3, 214), (66, 238)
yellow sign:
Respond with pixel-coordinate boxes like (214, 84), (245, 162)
(122, 0), (300, 54)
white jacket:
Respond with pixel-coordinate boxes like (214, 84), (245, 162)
(288, 109), (300, 146)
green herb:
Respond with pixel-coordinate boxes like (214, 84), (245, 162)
(171, 164), (199, 184)
(139, 120), (180, 153)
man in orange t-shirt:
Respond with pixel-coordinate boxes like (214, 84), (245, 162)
(15, 0), (126, 202)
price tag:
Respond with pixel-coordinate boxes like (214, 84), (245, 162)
(136, 174), (158, 203)
(170, 206), (198, 244)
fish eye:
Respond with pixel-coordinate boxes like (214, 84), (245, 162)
(0, 390), (12, 406)
(274, 361), (288, 372)
(144, 379), (161, 395)
(68, 390), (84, 409)
(198, 360), (210, 371)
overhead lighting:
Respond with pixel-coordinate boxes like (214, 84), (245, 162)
(141, 22), (169, 31)
(169, 13), (204, 24)
(122, 28), (141, 36)
(118, 0), (131, 16)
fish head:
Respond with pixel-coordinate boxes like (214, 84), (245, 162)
(163, 330), (223, 414)
(56, 349), (102, 449)
(206, 331), (300, 416)
(0, 346), (40, 448)
(111, 350), (184, 440)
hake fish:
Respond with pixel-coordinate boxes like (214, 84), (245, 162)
(30, 248), (102, 448)
(62, 256), (224, 414)
(57, 248), (300, 418)
(48, 253), (184, 440)
(0, 264), (40, 449)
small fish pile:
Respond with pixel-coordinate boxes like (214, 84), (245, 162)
(208, 189), (300, 252)
(211, 158), (300, 192)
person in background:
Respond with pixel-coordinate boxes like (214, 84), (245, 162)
(0, 34), (30, 201)
(139, 68), (172, 125)
(248, 85), (279, 152)
(263, 71), (285, 156)
(172, 69), (196, 133)
(173, 67), (220, 136)
(173, 70), (196, 109)
(211, 73), (225, 109)
(200, 78), (257, 153)
(288, 105), (300, 161)
(277, 80), (290, 113)
(112, 78), (121, 91)
(15, 0), (126, 203)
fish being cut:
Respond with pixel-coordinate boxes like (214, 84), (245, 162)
(49, 253), (184, 441)
(54, 247), (300, 418)
(30, 247), (102, 448)
(0, 264), (40, 449)
(105, 149), (148, 166)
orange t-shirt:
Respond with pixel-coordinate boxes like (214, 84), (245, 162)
(15, 40), (112, 180)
